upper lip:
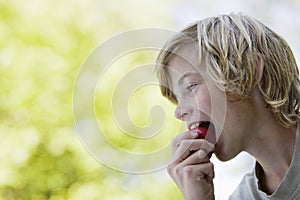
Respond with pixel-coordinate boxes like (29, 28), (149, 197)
(188, 121), (210, 130)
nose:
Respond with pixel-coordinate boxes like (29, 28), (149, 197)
(175, 99), (191, 121)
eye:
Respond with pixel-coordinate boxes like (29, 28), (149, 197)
(186, 83), (198, 92)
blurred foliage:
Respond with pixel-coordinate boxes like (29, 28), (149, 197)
(2, 0), (299, 199)
(0, 0), (181, 199)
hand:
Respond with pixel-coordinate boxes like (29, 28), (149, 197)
(167, 131), (215, 200)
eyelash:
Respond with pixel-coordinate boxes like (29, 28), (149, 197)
(186, 83), (198, 92)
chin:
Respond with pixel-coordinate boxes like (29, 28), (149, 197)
(214, 148), (238, 162)
(214, 153), (231, 162)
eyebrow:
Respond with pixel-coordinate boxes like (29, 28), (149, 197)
(178, 72), (200, 85)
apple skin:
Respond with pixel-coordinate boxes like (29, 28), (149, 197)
(192, 127), (213, 158)
(194, 127), (208, 139)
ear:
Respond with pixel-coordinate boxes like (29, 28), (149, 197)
(257, 54), (264, 83)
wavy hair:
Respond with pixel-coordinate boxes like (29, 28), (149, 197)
(156, 13), (300, 127)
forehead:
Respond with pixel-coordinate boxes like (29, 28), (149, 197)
(168, 44), (200, 69)
(166, 45), (204, 83)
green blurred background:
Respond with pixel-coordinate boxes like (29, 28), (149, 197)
(0, 0), (299, 199)
(0, 1), (179, 199)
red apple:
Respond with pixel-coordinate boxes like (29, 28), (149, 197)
(193, 126), (208, 139)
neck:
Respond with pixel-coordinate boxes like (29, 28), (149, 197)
(245, 108), (296, 194)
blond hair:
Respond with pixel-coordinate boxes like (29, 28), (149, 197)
(156, 13), (300, 127)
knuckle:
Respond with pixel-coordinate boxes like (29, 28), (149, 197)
(182, 166), (193, 177)
(174, 165), (182, 176)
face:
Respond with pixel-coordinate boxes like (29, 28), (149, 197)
(167, 45), (257, 161)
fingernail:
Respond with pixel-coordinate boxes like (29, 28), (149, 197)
(198, 149), (207, 158)
(191, 131), (198, 138)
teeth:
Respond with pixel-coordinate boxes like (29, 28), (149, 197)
(190, 121), (211, 130)
(190, 122), (201, 129)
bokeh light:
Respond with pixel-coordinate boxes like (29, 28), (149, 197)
(1, 0), (299, 199)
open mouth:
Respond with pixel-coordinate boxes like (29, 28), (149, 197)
(189, 121), (211, 139)
(188, 121), (217, 144)
(188, 121), (216, 157)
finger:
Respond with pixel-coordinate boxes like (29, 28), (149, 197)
(174, 141), (215, 167)
(172, 139), (215, 163)
(174, 149), (211, 169)
(168, 159), (215, 187)
(181, 162), (215, 183)
(197, 148), (214, 159)
(195, 162), (215, 181)
(190, 140), (215, 153)
(171, 131), (199, 154)
(173, 139), (201, 163)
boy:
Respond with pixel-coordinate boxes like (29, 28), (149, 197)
(156, 13), (300, 199)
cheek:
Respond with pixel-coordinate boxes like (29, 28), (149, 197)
(206, 85), (228, 144)
(205, 85), (226, 123)
(195, 87), (212, 114)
